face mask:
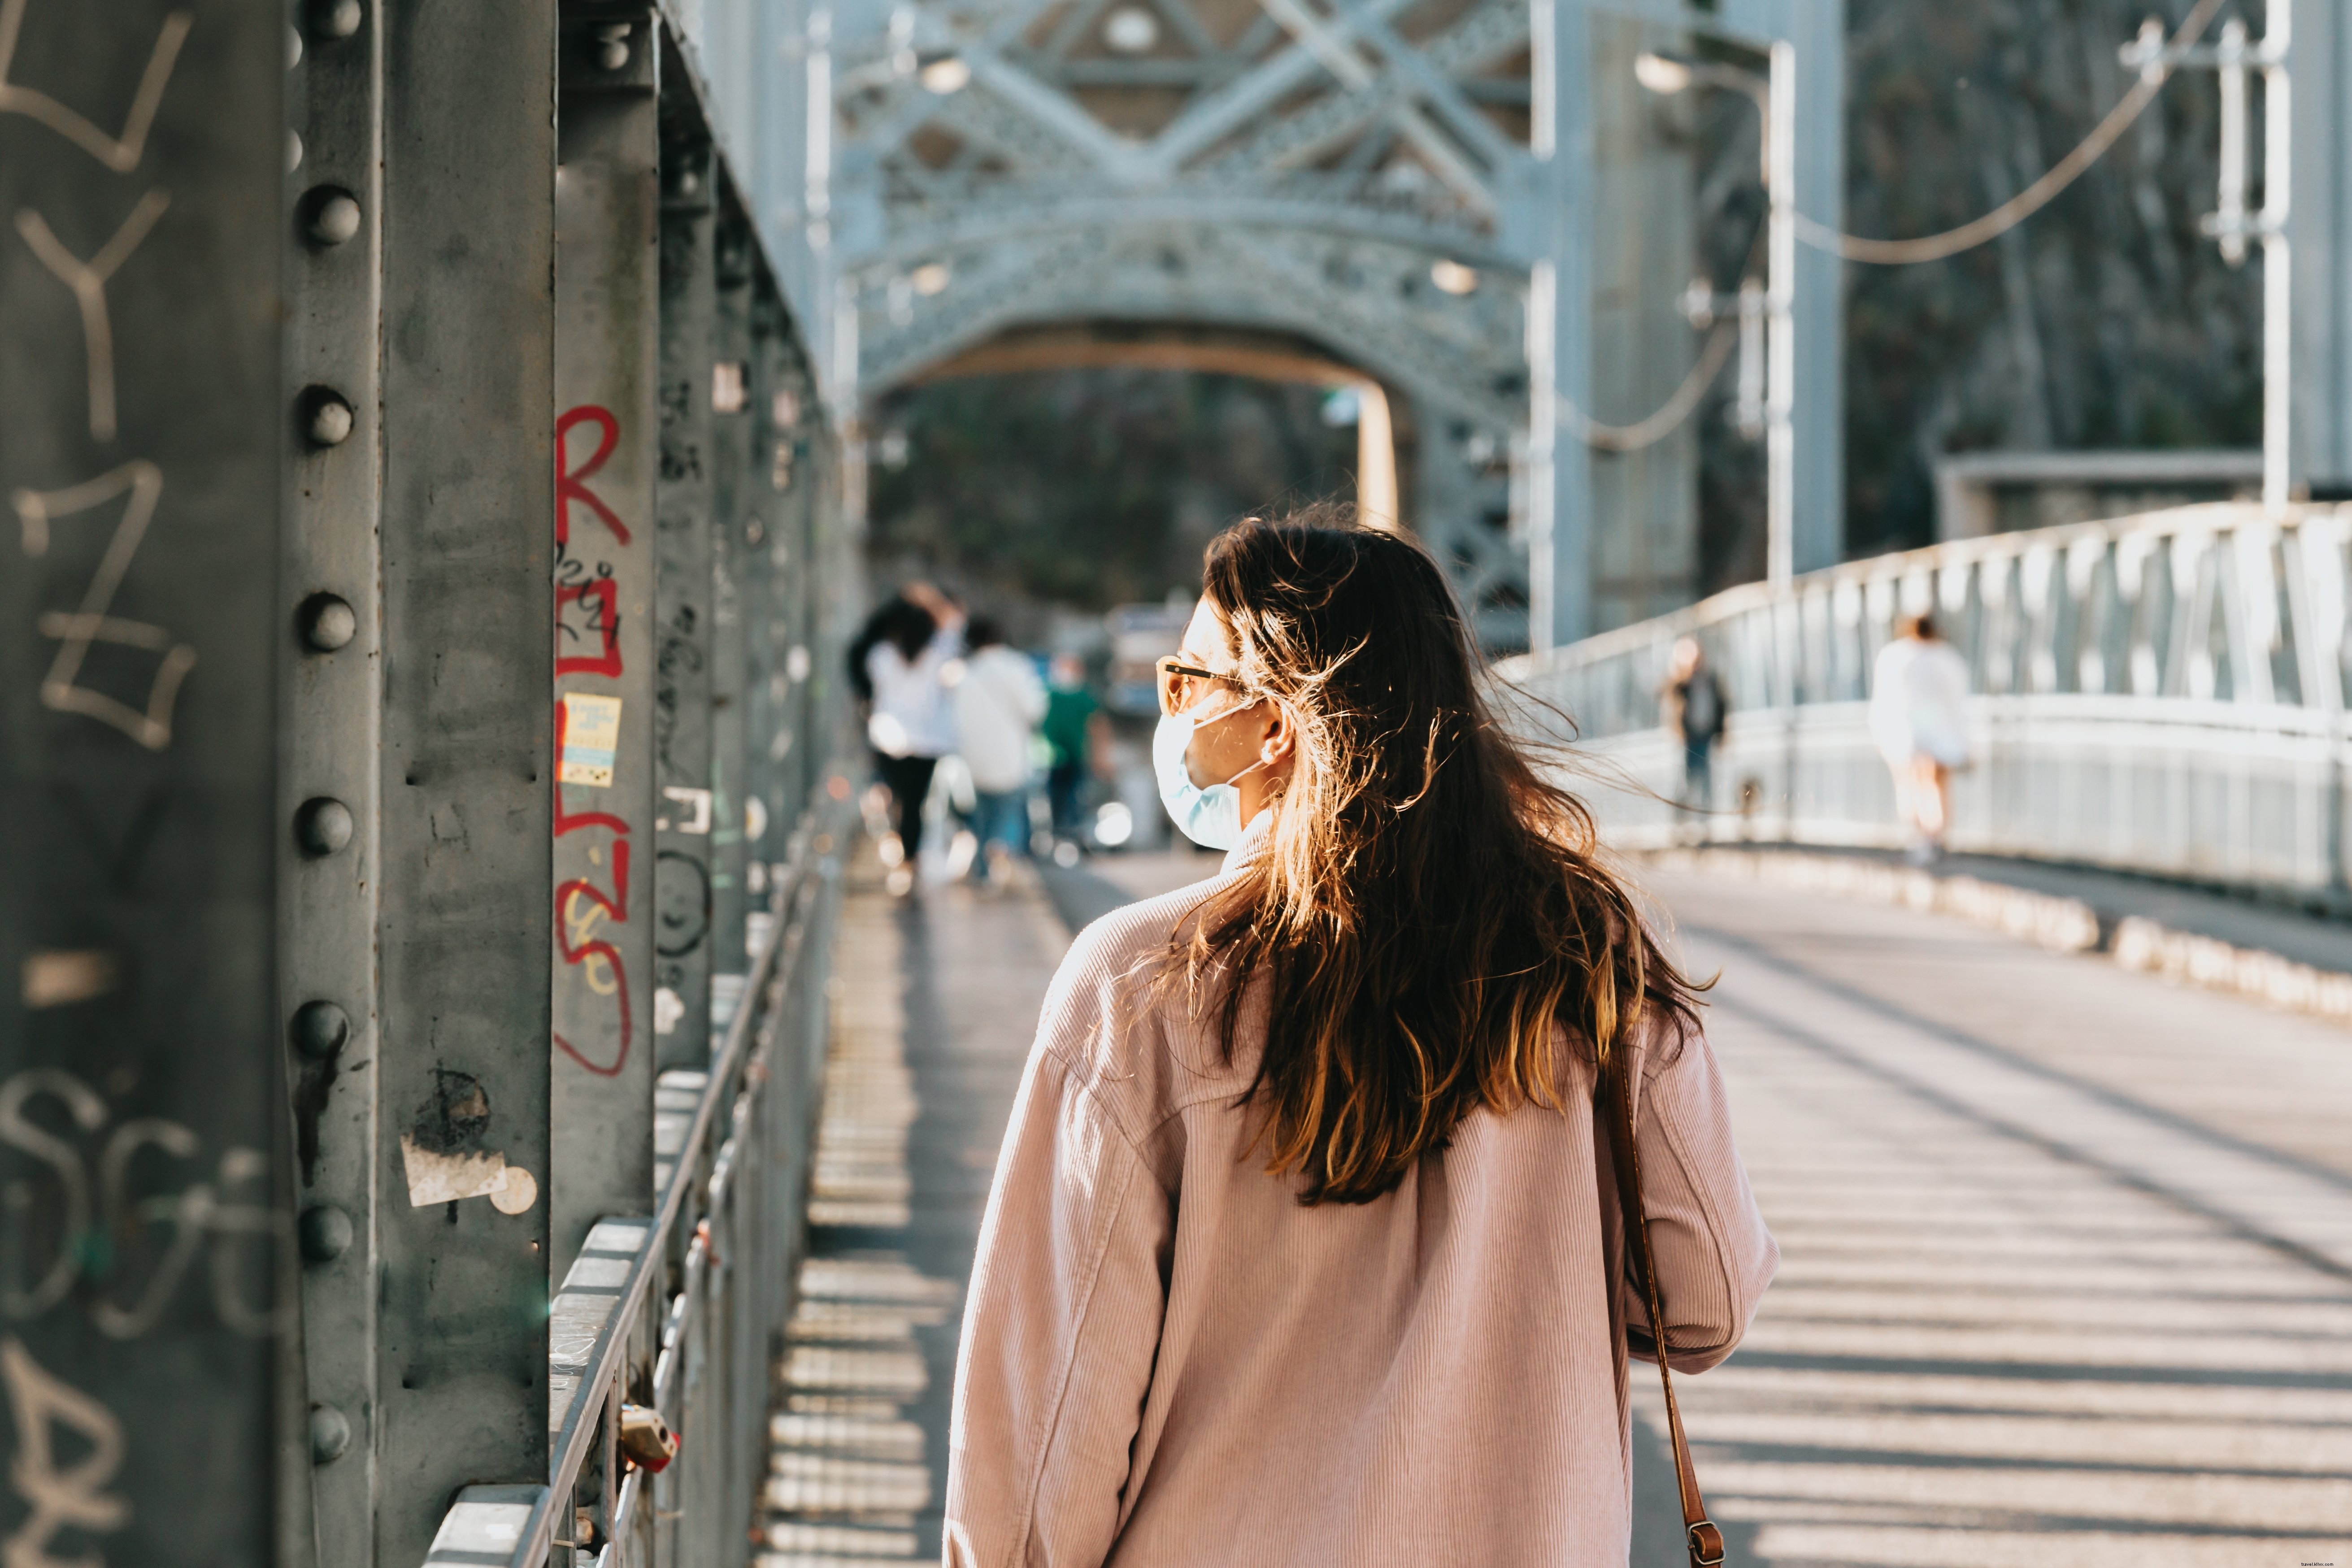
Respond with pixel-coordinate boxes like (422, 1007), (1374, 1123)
(1153, 708), (1254, 850)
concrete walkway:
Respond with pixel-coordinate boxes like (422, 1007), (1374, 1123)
(765, 843), (2352, 1566)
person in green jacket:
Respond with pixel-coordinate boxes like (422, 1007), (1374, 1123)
(1041, 653), (1110, 843)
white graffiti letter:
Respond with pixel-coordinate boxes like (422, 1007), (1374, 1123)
(13, 191), (169, 443)
(88, 1121), (200, 1342)
(12, 462), (194, 751)
(0, 1338), (126, 1568)
(0, 0), (191, 172)
(0, 1074), (103, 1320)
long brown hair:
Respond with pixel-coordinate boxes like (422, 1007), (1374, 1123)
(1174, 505), (1703, 1205)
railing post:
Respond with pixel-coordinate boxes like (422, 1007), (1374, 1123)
(2, 0), (292, 1560)
(373, 2), (557, 1560)
(552, 4), (661, 1285)
(655, 114), (718, 1072)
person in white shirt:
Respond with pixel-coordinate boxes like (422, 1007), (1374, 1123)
(950, 616), (1047, 885)
(1869, 612), (1972, 864)
(849, 582), (963, 877)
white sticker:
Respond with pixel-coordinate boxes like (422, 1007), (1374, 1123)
(654, 987), (684, 1036)
(400, 1135), (539, 1214)
(560, 692), (622, 787)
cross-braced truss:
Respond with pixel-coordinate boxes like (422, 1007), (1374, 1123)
(832, 0), (1537, 634)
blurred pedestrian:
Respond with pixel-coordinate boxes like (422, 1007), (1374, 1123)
(947, 508), (1774, 1568)
(848, 582), (961, 878)
(1871, 611), (1971, 864)
(1040, 652), (1111, 844)
(1659, 634), (1726, 815)
(951, 616), (1046, 886)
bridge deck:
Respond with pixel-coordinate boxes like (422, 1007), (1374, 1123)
(765, 850), (2352, 1567)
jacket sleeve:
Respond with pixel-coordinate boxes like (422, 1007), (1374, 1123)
(944, 986), (1174, 1568)
(1622, 1026), (1778, 1373)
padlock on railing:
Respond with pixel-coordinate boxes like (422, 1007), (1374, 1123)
(618, 1403), (680, 1472)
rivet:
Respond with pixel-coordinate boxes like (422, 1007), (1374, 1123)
(298, 1205), (354, 1264)
(594, 23), (630, 70)
(287, 25), (304, 69)
(286, 128), (303, 174)
(306, 189), (361, 247)
(311, 0), (362, 39)
(296, 797), (353, 856)
(310, 1403), (352, 1463)
(291, 999), (350, 1060)
(300, 593), (356, 652)
(304, 389), (355, 447)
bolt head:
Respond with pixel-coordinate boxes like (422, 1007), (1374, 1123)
(291, 999), (350, 1060)
(299, 593), (356, 652)
(307, 190), (361, 246)
(305, 391), (354, 447)
(311, 0), (361, 39)
(297, 797), (354, 856)
(298, 1205), (354, 1264)
(596, 38), (630, 69)
(309, 1403), (352, 1463)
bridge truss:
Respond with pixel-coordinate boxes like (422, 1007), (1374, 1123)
(818, 0), (1845, 648)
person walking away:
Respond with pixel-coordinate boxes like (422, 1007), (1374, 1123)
(1660, 635), (1726, 820)
(1870, 611), (1971, 864)
(847, 583), (961, 883)
(951, 616), (1047, 885)
(946, 508), (1776, 1568)
(1041, 653), (1111, 845)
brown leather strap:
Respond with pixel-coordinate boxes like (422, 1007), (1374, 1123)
(1603, 1039), (1723, 1568)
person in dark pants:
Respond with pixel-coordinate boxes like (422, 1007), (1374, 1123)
(1661, 635), (1726, 817)
(848, 584), (961, 879)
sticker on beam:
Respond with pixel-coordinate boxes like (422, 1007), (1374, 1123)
(399, 1135), (539, 1214)
(559, 692), (622, 786)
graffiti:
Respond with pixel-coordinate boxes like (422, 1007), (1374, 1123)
(12, 461), (195, 750)
(556, 404), (629, 546)
(0, 1337), (127, 1568)
(556, 575), (622, 678)
(0, 1071), (284, 1339)
(553, 841), (631, 1078)
(0, 0), (191, 172)
(13, 189), (167, 442)
(654, 848), (710, 959)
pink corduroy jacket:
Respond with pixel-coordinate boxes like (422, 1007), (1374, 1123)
(945, 836), (1777, 1568)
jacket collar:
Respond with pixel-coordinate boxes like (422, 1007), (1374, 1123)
(1220, 808), (1275, 875)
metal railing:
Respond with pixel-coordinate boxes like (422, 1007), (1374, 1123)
(1497, 500), (2352, 903)
(424, 808), (848, 1568)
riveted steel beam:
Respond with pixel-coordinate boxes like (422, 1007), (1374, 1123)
(750, 293), (819, 843)
(655, 100), (718, 1071)
(1, 1), (290, 1561)
(284, 0), (387, 1560)
(709, 199), (756, 1016)
(372, 2), (558, 1561)
(552, 4), (661, 1286)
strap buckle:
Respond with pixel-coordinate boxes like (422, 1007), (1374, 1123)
(1686, 1520), (1726, 1567)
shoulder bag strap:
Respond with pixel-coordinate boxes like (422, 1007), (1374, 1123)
(1604, 1039), (1725, 1568)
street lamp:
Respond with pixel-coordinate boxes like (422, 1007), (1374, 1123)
(1636, 47), (1796, 592)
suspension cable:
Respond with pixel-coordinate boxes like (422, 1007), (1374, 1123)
(1556, 319), (1739, 452)
(1799, 0), (2226, 265)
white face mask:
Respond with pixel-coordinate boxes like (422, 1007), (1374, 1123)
(1152, 708), (1255, 850)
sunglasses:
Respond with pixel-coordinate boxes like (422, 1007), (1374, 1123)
(1155, 655), (1252, 718)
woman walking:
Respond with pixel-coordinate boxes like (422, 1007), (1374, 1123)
(848, 582), (961, 883)
(1869, 612), (1972, 865)
(946, 509), (1775, 1567)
